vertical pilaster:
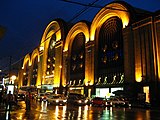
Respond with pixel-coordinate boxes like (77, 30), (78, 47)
(62, 51), (69, 86)
(85, 41), (95, 86)
(54, 41), (63, 87)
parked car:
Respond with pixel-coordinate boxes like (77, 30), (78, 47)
(17, 93), (25, 100)
(91, 97), (111, 107)
(47, 94), (67, 105)
(107, 97), (131, 107)
(37, 93), (49, 101)
(67, 93), (90, 105)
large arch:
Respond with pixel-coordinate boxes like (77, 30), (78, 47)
(90, 2), (130, 41)
(22, 54), (31, 86)
(64, 21), (89, 52)
(39, 19), (66, 86)
(30, 48), (40, 86)
(22, 54), (31, 69)
(31, 48), (40, 65)
(88, 2), (131, 98)
(63, 21), (90, 94)
(39, 20), (62, 54)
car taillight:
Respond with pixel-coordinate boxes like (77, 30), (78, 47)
(43, 96), (46, 99)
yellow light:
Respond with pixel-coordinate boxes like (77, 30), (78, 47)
(135, 69), (142, 82)
(39, 46), (44, 51)
(11, 75), (16, 80)
(56, 30), (61, 41)
(59, 65), (62, 69)
(64, 22), (89, 51)
(90, 2), (130, 41)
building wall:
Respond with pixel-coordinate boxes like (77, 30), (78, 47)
(17, 1), (160, 106)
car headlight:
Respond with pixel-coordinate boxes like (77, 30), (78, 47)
(78, 100), (82, 103)
(63, 99), (67, 103)
(85, 100), (88, 103)
(122, 102), (125, 104)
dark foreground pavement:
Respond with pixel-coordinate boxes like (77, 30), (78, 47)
(1, 100), (160, 120)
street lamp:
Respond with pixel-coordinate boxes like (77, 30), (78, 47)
(10, 75), (17, 84)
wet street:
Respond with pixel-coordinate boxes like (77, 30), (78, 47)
(0, 100), (160, 120)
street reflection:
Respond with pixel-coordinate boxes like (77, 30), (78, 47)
(6, 100), (159, 120)
(16, 112), (23, 119)
(62, 105), (67, 118)
(40, 101), (47, 113)
(55, 106), (59, 118)
(78, 106), (81, 119)
(5, 110), (11, 120)
(146, 110), (150, 120)
(84, 105), (88, 119)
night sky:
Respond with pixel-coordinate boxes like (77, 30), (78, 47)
(0, 0), (160, 69)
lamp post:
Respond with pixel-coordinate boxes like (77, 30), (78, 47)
(10, 75), (17, 84)
(59, 65), (63, 94)
(9, 56), (12, 84)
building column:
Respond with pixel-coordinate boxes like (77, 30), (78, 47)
(85, 41), (95, 96)
(62, 50), (69, 87)
(36, 58), (42, 86)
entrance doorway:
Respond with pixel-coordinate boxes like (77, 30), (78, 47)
(143, 86), (150, 103)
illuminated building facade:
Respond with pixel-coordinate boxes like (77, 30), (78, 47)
(18, 1), (160, 106)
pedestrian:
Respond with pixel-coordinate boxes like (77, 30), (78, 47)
(5, 91), (13, 112)
(25, 94), (31, 111)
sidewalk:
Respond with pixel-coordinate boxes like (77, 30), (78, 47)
(0, 102), (21, 120)
(0, 103), (20, 112)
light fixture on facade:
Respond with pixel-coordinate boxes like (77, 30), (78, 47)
(10, 75), (17, 84)
(59, 65), (62, 69)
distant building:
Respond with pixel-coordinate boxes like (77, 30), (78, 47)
(16, 1), (160, 107)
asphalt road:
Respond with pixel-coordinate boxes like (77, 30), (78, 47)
(0, 100), (160, 120)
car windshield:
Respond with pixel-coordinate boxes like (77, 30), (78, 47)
(69, 93), (85, 99)
(94, 97), (105, 100)
(49, 94), (64, 99)
(52, 96), (61, 99)
(40, 94), (45, 96)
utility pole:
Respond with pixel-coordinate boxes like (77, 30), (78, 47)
(9, 56), (12, 84)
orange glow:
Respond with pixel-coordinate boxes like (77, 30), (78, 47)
(22, 54), (31, 69)
(90, 3), (130, 40)
(40, 21), (61, 44)
(39, 44), (44, 52)
(85, 78), (94, 86)
(59, 65), (62, 69)
(56, 30), (61, 41)
(39, 20), (63, 85)
(31, 48), (40, 64)
(64, 22), (89, 51)
(143, 86), (150, 103)
(135, 67), (142, 82)
(53, 81), (59, 87)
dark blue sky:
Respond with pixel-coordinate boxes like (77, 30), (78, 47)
(0, 0), (160, 69)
